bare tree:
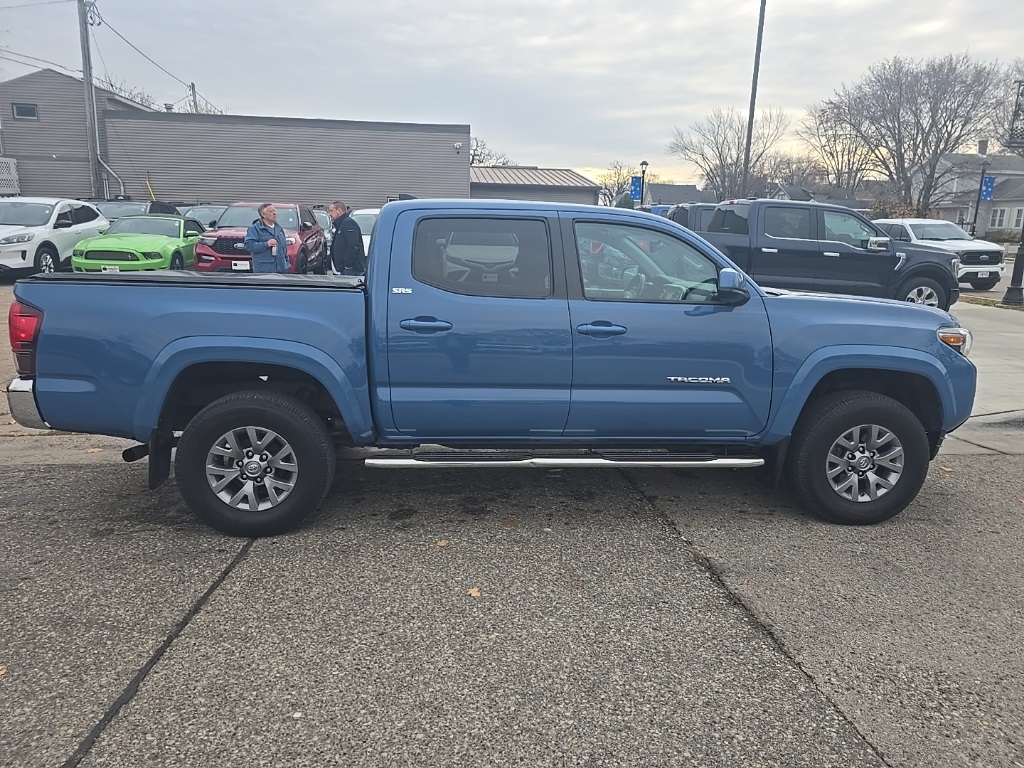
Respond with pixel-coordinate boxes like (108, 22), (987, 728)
(993, 58), (1024, 157)
(97, 77), (158, 109)
(470, 137), (518, 166)
(596, 160), (637, 205)
(666, 107), (789, 200)
(797, 101), (873, 191)
(826, 53), (1003, 214)
(761, 151), (827, 190)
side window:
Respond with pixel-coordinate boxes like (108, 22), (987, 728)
(72, 204), (99, 224)
(763, 206), (813, 240)
(822, 211), (876, 248)
(668, 207), (689, 227)
(184, 219), (204, 236)
(300, 208), (316, 227)
(576, 222), (720, 303)
(707, 207), (749, 235)
(54, 205), (73, 228)
(412, 217), (551, 299)
(892, 225), (910, 242)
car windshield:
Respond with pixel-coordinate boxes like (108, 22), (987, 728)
(313, 210), (331, 229)
(216, 205), (299, 230)
(0, 201), (54, 227)
(909, 221), (972, 241)
(183, 206), (226, 222)
(352, 212), (378, 235)
(106, 217), (180, 238)
(97, 201), (148, 219)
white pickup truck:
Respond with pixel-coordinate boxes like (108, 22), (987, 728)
(873, 218), (1007, 291)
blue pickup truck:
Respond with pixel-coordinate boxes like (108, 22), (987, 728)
(7, 200), (977, 537)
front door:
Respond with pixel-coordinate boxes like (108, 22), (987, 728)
(814, 209), (897, 297)
(750, 204), (820, 291)
(562, 217), (774, 439)
(385, 210), (572, 439)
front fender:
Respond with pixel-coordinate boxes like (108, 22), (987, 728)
(763, 344), (974, 443)
(132, 336), (373, 443)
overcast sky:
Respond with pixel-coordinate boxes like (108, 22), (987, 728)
(1, 0), (1022, 183)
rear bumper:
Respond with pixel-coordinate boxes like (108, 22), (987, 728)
(7, 377), (49, 430)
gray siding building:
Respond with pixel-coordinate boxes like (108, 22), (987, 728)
(470, 166), (600, 205)
(0, 68), (470, 207)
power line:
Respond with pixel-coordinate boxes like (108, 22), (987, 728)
(0, 0), (73, 9)
(0, 49), (80, 74)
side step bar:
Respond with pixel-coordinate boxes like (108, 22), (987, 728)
(365, 453), (764, 469)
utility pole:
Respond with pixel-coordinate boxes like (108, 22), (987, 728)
(77, 0), (101, 197)
(740, 0), (768, 198)
(190, 82), (199, 114)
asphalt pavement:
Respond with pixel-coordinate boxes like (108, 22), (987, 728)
(2, 274), (1023, 767)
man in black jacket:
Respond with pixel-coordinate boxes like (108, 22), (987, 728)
(328, 201), (366, 275)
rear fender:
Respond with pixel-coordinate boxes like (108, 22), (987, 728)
(132, 336), (373, 443)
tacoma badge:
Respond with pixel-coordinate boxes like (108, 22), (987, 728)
(667, 376), (732, 384)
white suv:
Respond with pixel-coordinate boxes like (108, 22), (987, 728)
(0, 197), (108, 274)
(873, 218), (1006, 291)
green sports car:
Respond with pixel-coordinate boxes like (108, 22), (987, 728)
(71, 214), (207, 273)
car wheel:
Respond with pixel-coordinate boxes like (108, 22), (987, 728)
(968, 276), (999, 291)
(312, 246), (327, 275)
(34, 244), (59, 274)
(174, 390), (335, 537)
(170, 253), (184, 270)
(786, 390), (930, 525)
(899, 277), (947, 310)
(296, 249), (308, 274)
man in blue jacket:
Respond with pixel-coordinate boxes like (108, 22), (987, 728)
(244, 203), (290, 273)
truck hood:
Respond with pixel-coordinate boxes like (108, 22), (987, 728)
(916, 238), (1003, 253)
(78, 233), (174, 251)
(761, 287), (955, 324)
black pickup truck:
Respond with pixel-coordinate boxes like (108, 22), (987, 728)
(700, 199), (960, 310)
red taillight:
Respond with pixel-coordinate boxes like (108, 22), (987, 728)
(9, 300), (43, 377)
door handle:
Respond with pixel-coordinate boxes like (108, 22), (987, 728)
(761, 248), (779, 253)
(576, 322), (627, 338)
(823, 252), (840, 257)
(400, 317), (453, 333)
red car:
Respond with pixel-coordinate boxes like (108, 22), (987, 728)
(195, 202), (326, 273)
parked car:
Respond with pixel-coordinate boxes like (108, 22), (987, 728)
(350, 208), (379, 254)
(194, 202), (326, 274)
(0, 197), (108, 274)
(873, 218), (1007, 291)
(90, 199), (180, 222)
(180, 204), (227, 227)
(701, 199), (961, 309)
(8, 199), (976, 537)
(70, 214), (206, 273)
(666, 203), (716, 232)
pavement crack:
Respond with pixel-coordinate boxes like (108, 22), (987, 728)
(617, 469), (895, 768)
(60, 539), (255, 768)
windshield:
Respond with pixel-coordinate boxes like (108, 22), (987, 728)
(97, 201), (147, 219)
(0, 201), (54, 227)
(908, 221), (973, 241)
(183, 206), (226, 223)
(352, 212), (378, 235)
(313, 210), (331, 229)
(105, 217), (180, 238)
(215, 205), (299, 230)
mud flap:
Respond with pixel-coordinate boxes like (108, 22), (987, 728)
(754, 437), (789, 490)
(147, 423), (175, 490)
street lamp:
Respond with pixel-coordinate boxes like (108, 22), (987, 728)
(969, 146), (990, 237)
(640, 160), (649, 206)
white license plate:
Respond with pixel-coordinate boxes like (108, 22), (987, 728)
(100, 265), (120, 273)
(231, 261), (250, 271)
(976, 271), (990, 278)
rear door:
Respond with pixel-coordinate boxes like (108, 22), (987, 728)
(182, 219), (204, 266)
(385, 210), (572, 439)
(749, 204), (820, 291)
(814, 209), (897, 296)
(561, 216), (773, 439)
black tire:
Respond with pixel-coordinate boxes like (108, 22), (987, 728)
(174, 390), (335, 537)
(312, 247), (327, 275)
(34, 244), (59, 274)
(786, 390), (930, 525)
(968, 276), (999, 291)
(898, 276), (947, 310)
(296, 249), (308, 274)
(170, 253), (184, 270)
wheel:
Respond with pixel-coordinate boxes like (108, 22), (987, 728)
(174, 390), (335, 537)
(296, 249), (308, 274)
(34, 244), (59, 274)
(786, 390), (930, 525)
(312, 247), (327, 275)
(170, 253), (184, 270)
(968, 276), (999, 291)
(899, 277), (946, 309)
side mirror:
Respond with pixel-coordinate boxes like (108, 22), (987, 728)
(98, 228), (107, 235)
(301, 221), (313, 231)
(717, 267), (750, 306)
(208, 220), (218, 228)
(54, 219), (73, 229)
(867, 236), (890, 252)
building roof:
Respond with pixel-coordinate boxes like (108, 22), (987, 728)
(0, 68), (156, 112)
(941, 153), (1024, 175)
(779, 185), (815, 201)
(470, 166), (599, 189)
(644, 183), (717, 204)
(992, 177), (1024, 201)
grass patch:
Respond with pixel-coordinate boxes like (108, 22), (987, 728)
(958, 295), (1024, 311)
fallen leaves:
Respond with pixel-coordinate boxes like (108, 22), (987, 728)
(940, 466), (953, 473)
(466, 587), (482, 599)
(0, 665), (6, 676)
(85, 448), (104, 454)
(436, 539), (450, 548)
